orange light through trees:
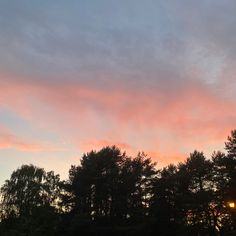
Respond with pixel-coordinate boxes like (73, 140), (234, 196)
(228, 202), (235, 208)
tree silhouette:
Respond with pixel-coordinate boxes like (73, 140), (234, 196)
(1, 131), (236, 235)
(151, 164), (187, 235)
(0, 165), (61, 235)
(63, 146), (156, 235)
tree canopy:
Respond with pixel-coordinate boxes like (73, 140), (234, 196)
(1, 131), (236, 235)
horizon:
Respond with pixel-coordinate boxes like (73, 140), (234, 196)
(1, 0), (236, 184)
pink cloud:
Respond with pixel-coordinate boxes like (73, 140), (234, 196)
(80, 139), (131, 152)
(0, 73), (235, 165)
(0, 125), (42, 152)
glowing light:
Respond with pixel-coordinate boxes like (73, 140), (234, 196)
(228, 202), (235, 208)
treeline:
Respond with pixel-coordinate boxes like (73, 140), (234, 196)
(1, 131), (236, 236)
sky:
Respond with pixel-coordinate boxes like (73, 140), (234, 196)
(1, 0), (236, 183)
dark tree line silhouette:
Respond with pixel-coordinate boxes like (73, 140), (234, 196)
(1, 130), (236, 235)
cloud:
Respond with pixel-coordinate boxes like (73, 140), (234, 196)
(0, 0), (236, 172)
(80, 140), (131, 152)
(1, 0), (235, 89)
(0, 125), (42, 151)
(0, 73), (235, 161)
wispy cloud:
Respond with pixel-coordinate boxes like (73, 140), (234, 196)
(0, 74), (235, 159)
(0, 125), (42, 151)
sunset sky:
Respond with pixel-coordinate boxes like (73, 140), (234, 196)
(1, 0), (236, 183)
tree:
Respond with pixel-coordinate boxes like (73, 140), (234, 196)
(211, 151), (233, 234)
(127, 152), (157, 219)
(184, 151), (216, 235)
(3, 130), (236, 235)
(151, 164), (187, 235)
(0, 164), (61, 235)
(68, 146), (125, 219)
(210, 130), (236, 235)
(224, 130), (236, 195)
(63, 146), (157, 235)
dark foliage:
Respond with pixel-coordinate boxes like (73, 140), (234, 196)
(1, 131), (236, 235)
